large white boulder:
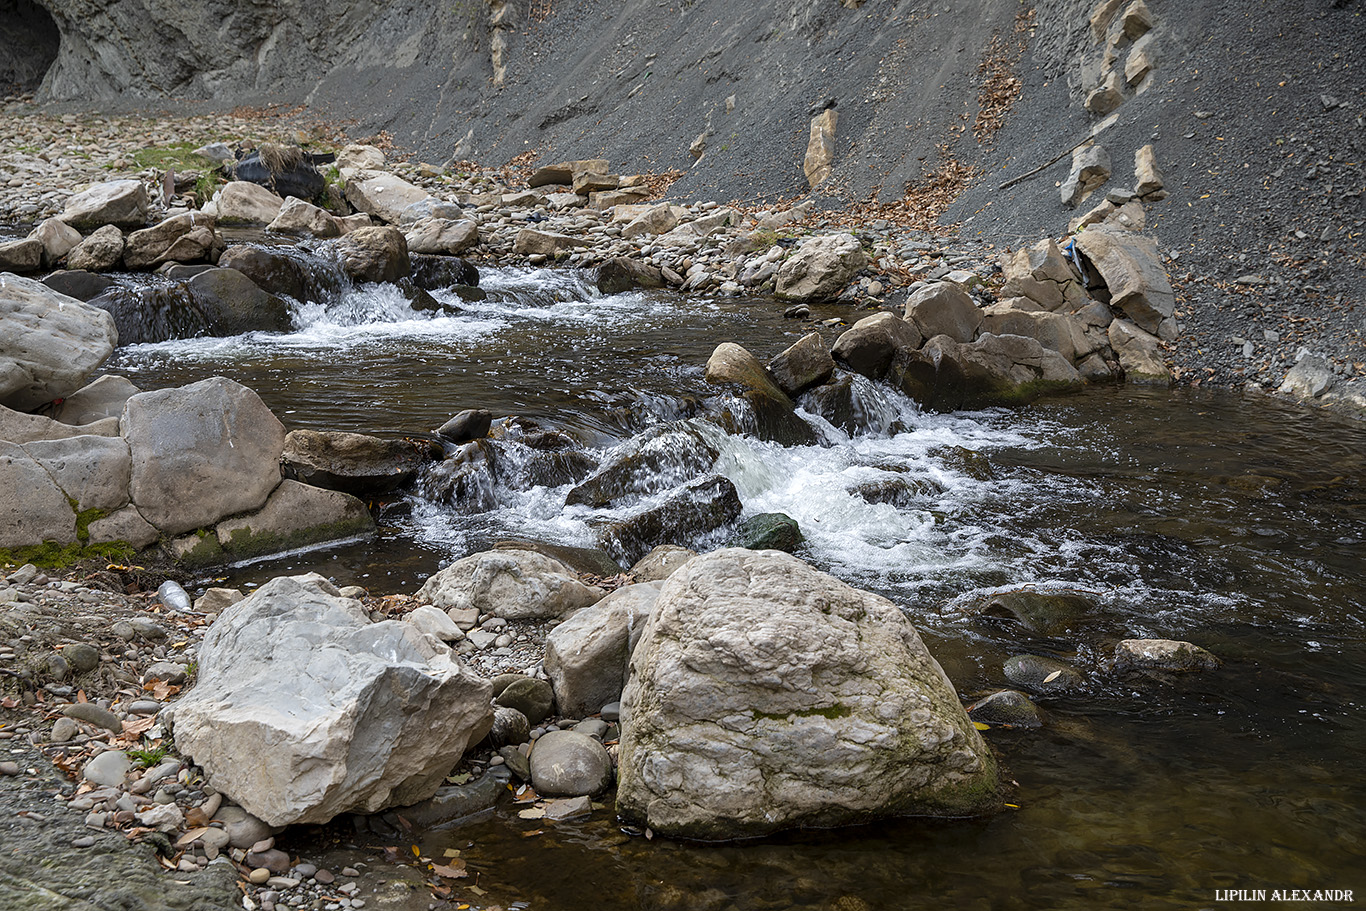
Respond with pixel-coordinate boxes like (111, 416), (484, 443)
(0, 441), (77, 548)
(210, 181), (286, 225)
(167, 574), (493, 827)
(344, 173), (433, 225)
(417, 548), (605, 620)
(616, 549), (1001, 839)
(122, 376), (286, 535)
(0, 273), (118, 412)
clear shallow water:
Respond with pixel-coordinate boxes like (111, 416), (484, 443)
(104, 265), (1366, 909)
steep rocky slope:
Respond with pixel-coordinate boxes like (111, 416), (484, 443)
(12, 0), (1366, 390)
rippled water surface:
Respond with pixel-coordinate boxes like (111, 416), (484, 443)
(104, 266), (1365, 909)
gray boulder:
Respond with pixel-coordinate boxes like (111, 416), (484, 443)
(922, 333), (1083, 407)
(979, 304), (1095, 363)
(60, 179), (149, 231)
(166, 573), (494, 827)
(211, 181), (285, 225)
(903, 281), (982, 343)
(831, 312), (923, 380)
(1061, 143), (1112, 206)
(123, 376), (286, 535)
(767, 332), (835, 398)
(999, 239), (1087, 312)
(513, 228), (581, 257)
(705, 342), (817, 445)
(529, 730), (614, 797)
(1073, 229), (1175, 338)
(1107, 318), (1171, 384)
(52, 374), (140, 427)
(617, 549), (1001, 839)
(41, 269), (115, 302)
(86, 506), (158, 548)
(0, 273), (118, 412)
(214, 479), (375, 559)
(0, 238), (42, 273)
(21, 434), (131, 513)
(334, 226), (411, 283)
(0, 403), (119, 445)
(403, 217), (479, 255)
(1113, 639), (1220, 673)
(966, 690), (1042, 728)
(596, 257), (666, 294)
(416, 548), (605, 620)
(65, 225), (125, 272)
(123, 212), (217, 270)
(0, 441), (76, 548)
(344, 173), (433, 225)
(32, 217), (84, 267)
(544, 581), (663, 718)
(494, 676), (555, 726)
(774, 233), (867, 302)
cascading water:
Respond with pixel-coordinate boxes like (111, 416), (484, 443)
(101, 263), (1366, 910)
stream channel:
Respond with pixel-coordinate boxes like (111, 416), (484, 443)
(100, 255), (1365, 910)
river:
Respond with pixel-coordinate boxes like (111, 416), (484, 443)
(102, 264), (1365, 909)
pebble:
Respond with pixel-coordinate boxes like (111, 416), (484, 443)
(62, 703), (122, 733)
(70, 835), (96, 848)
(314, 868), (335, 884)
(0, 761), (21, 776)
(49, 717), (79, 743)
(342, 867), (360, 877)
(249, 867), (271, 885)
(82, 750), (131, 786)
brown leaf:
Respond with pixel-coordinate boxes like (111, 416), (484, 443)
(176, 826), (213, 846)
(121, 716), (156, 737)
(183, 807), (212, 828)
(150, 681), (180, 701)
(430, 860), (468, 880)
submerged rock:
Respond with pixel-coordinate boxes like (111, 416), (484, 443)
(1112, 638), (1220, 672)
(966, 690), (1043, 728)
(1002, 655), (1084, 694)
(566, 421), (720, 509)
(970, 588), (1097, 636)
(617, 549), (1002, 840)
(598, 474), (743, 565)
(167, 573), (494, 827)
(529, 730), (614, 797)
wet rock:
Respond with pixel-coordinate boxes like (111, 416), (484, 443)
(492, 539), (623, 579)
(628, 545), (697, 582)
(914, 334), (1082, 407)
(832, 312), (923, 381)
(566, 421), (719, 509)
(215, 479), (375, 559)
(0, 273), (118, 412)
(617, 549), (1001, 840)
(850, 476), (943, 507)
(775, 233), (867, 303)
(971, 588), (1097, 635)
(59, 179), (149, 231)
(903, 281), (982, 344)
(706, 342), (817, 446)
(123, 376), (286, 536)
(408, 253), (480, 290)
(416, 548), (605, 620)
(1002, 655), (1083, 694)
(545, 581), (663, 717)
(389, 766), (511, 827)
(40, 269), (115, 303)
(167, 573), (494, 826)
(732, 512), (803, 552)
(494, 676), (555, 726)
(767, 332), (836, 398)
(437, 409), (493, 444)
(598, 474), (743, 565)
(499, 745), (532, 782)
(966, 690), (1043, 728)
(281, 429), (436, 496)
(217, 245), (322, 303)
(1113, 638), (1220, 672)
(596, 257), (666, 294)
(529, 730), (614, 797)
(66, 225), (125, 272)
(123, 212), (216, 270)
(334, 226), (410, 283)
(487, 706), (531, 748)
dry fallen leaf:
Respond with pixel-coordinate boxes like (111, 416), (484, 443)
(429, 860), (468, 880)
(176, 826), (212, 846)
(1043, 670), (1062, 684)
(517, 807), (546, 820)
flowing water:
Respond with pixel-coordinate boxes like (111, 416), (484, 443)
(103, 262), (1366, 909)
